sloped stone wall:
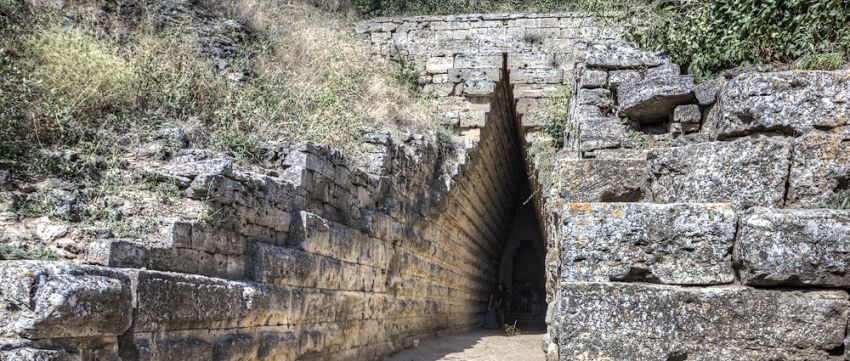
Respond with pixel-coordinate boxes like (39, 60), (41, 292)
(546, 43), (850, 360)
(357, 12), (625, 308)
(0, 64), (524, 360)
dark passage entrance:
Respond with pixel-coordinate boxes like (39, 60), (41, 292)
(498, 187), (547, 331)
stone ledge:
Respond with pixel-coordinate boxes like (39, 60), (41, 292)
(560, 203), (736, 285)
(557, 282), (849, 360)
(0, 261), (133, 339)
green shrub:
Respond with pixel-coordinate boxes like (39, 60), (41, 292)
(539, 89), (571, 149)
(436, 126), (454, 145)
(795, 52), (846, 70)
(209, 128), (264, 163)
(833, 189), (850, 210)
(0, 244), (57, 260)
(628, 0), (850, 81)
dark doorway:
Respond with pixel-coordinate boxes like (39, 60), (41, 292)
(498, 195), (546, 331)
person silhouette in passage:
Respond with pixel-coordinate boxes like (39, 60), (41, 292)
(484, 283), (504, 329)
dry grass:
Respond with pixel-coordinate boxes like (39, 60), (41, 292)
(2, 0), (436, 161)
(227, 1), (436, 154)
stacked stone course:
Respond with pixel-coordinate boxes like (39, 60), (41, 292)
(547, 43), (850, 360)
(0, 63), (523, 360)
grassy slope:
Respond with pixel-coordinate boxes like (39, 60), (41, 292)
(0, 0), (437, 259)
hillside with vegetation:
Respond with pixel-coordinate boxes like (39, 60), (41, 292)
(0, 0), (437, 260)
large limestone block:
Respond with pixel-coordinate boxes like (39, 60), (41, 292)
(560, 203), (736, 285)
(134, 270), (243, 331)
(558, 282), (849, 360)
(711, 70), (850, 137)
(647, 137), (791, 208)
(247, 242), (318, 287)
(786, 131), (850, 207)
(618, 76), (695, 123)
(735, 207), (850, 287)
(0, 261), (132, 339)
(553, 158), (647, 202)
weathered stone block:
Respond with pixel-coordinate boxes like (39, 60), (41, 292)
(607, 69), (640, 90)
(712, 71), (850, 137)
(214, 334), (258, 361)
(507, 52), (555, 69)
(424, 56), (453, 74)
(645, 63), (680, 79)
(579, 69), (607, 88)
(694, 77), (725, 106)
(584, 46), (667, 69)
(513, 84), (564, 98)
(132, 336), (213, 361)
(0, 347), (75, 361)
(134, 271), (243, 331)
(618, 76), (695, 123)
(454, 54), (501, 69)
(786, 131), (850, 208)
(735, 207), (850, 287)
(558, 283), (849, 360)
(510, 68), (563, 84)
(462, 80), (495, 96)
(673, 104), (701, 124)
(0, 261), (132, 339)
(578, 117), (624, 152)
(576, 88), (613, 109)
(647, 137), (791, 208)
(553, 158), (647, 202)
(85, 239), (148, 268)
(247, 242), (318, 287)
(561, 203), (736, 285)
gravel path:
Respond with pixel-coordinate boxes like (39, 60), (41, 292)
(385, 329), (546, 361)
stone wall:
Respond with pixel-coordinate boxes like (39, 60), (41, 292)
(0, 63), (524, 360)
(356, 12), (620, 135)
(546, 43), (850, 360)
(357, 12), (624, 307)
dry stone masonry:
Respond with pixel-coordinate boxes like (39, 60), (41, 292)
(0, 65), (524, 359)
(3, 11), (850, 361)
(546, 43), (850, 360)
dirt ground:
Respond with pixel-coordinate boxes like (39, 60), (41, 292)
(385, 329), (546, 361)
